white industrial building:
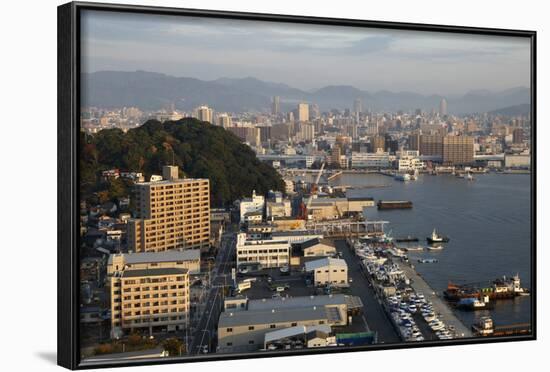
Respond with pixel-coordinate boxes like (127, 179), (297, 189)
(236, 233), (290, 269)
(305, 257), (349, 287)
(351, 150), (391, 168)
(397, 150), (425, 171)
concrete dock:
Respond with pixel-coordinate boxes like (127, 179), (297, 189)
(399, 262), (472, 338)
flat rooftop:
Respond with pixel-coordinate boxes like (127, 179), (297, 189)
(219, 306), (338, 328)
(108, 250), (200, 265)
(248, 294), (362, 311)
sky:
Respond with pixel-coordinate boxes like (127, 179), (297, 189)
(81, 10), (531, 95)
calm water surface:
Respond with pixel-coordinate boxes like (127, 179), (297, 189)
(331, 172), (532, 328)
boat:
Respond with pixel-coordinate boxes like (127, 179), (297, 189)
(426, 244), (444, 251)
(456, 296), (493, 311)
(444, 274), (530, 301)
(426, 228), (450, 243)
(377, 200), (413, 210)
(395, 173), (411, 182)
(395, 236), (419, 243)
(466, 172), (474, 181)
(418, 258), (438, 264)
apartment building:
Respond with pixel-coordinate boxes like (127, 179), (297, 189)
(127, 166), (210, 252)
(110, 267), (190, 336)
(419, 134), (444, 157)
(443, 135), (474, 165)
(236, 233), (290, 269)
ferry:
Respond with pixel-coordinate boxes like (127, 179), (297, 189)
(426, 229), (450, 243)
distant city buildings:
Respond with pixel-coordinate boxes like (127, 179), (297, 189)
(298, 103), (309, 122)
(439, 98), (448, 117)
(272, 96), (280, 116)
(195, 105), (213, 124)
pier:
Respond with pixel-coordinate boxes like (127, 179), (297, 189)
(399, 262), (472, 338)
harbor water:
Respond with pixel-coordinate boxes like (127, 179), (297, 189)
(331, 172), (532, 329)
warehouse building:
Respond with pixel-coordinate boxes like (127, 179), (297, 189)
(305, 257), (349, 287)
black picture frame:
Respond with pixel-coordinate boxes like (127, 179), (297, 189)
(58, 1), (537, 369)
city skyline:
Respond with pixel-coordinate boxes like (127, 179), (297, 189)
(81, 10), (531, 95)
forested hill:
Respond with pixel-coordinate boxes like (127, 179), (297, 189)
(80, 118), (284, 207)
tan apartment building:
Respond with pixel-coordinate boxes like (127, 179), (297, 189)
(419, 134), (444, 157)
(127, 166), (210, 252)
(443, 135), (474, 165)
(110, 267), (190, 336)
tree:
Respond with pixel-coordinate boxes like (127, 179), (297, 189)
(162, 337), (184, 357)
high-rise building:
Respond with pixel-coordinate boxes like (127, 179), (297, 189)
(309, 104), (320, 120)
(371, 135), (386, 153)
(298, 122), (315, 142)
(127, 166), (210, 252)
(196, 105), (213, 124)
(109, 254), (190, 335)
(513, 128), (524, 144)
(298, 103), (309, 122)
(217, 113), (232, 127)
(443, 135), (474, 165)
(419, 134), (444, 157)
(408, 132), (420, 151)
(353, 98), (363, 115)
(439, 98), (448, 117)
(272, 96), (280, 116)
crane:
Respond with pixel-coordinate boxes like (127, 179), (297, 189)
(299, 162), (325, 220)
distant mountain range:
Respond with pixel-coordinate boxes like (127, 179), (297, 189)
(81, 70), (530, 115)
(488, 103), (531, 116)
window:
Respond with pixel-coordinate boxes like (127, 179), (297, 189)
(226, 328), (233, 332)
(226, 342), (233, 346)
(319, 321), (325, 325)
(291, 322), (297, 327)
(248, 326), (255, 330)
(270, 324), (276, 329)
(248, 340), (254, 345)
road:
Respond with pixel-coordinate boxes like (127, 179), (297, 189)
(189, 233), (235, 355)
(334, 240), (401, 344)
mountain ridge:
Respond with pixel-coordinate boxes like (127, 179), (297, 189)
(82, 70), (530, 115)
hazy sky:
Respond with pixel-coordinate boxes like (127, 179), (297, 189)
(81, 10), (531, 95)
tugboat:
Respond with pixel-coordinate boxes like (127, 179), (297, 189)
(426, 228), (450, 244)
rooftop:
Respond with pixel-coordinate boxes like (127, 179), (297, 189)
(219, 306), (338, 328)
(248, 294), (360, 311)
(265, 324), (332, 344)
(305, 257), (348, 271)
(108, 250), (200, 265)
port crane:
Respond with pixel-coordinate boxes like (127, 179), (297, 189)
(298, 162), (325, 220)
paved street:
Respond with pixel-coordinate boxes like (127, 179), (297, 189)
(189, 233), (235, 355)
(334, 240), (401, 344)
